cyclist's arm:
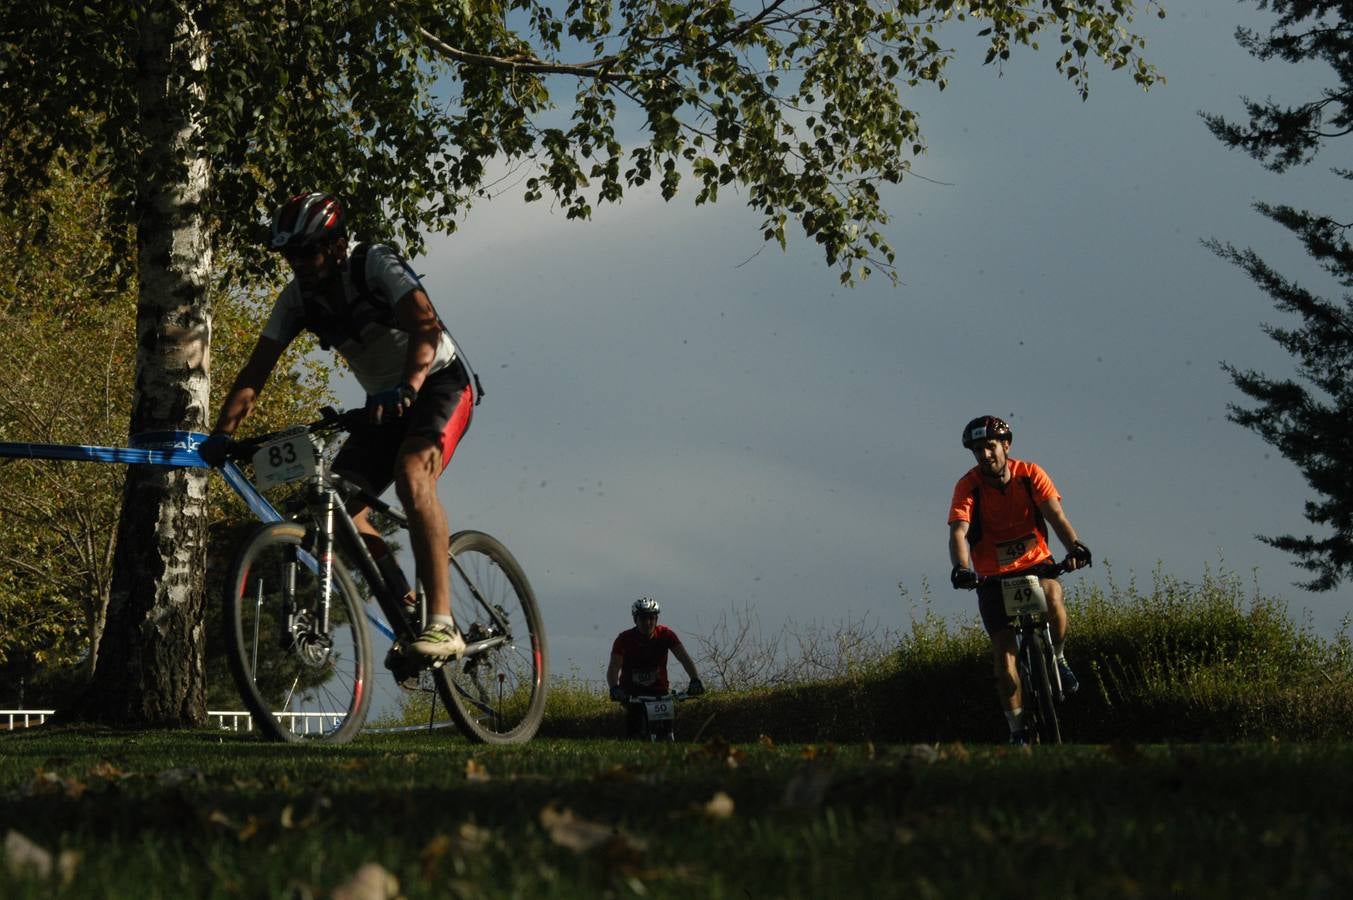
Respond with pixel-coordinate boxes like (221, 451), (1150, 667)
(211, 336), (286, 435)
(671, 642), (700, 681)
(606, 652), (624, 689)
(394, 288), (443, 395)
(948, 519), (974, 570)
(1037, 497), (1085, 568)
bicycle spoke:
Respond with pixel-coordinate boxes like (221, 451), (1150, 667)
(225, 523), (372, 744)
(435, 530), (546, 743)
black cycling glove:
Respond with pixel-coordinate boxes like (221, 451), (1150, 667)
(1067, 541), (1093, 567)
(951, 565), (980, 590)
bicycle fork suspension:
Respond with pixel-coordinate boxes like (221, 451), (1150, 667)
(314, 488), (337, 635)
(1043, 622), (1064, 697)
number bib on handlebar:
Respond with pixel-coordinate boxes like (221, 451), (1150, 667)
(643, 697), (675, 722)
(252, 431), (318, 490)
(1000, 575), (1048, 617)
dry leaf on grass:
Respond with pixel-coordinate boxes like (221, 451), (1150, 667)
(539, 804), (615, 853)
(330, 862), (400, 900)
(155, 767), (204, 788)
(907, 744), (940, 765)
(686, 738), (747, 769)
(701, 791), (735, 819)
(464, 759), (491, 782)
(4, 830), (80, 884)
(23, 769), (85, 799)
(207, 810), (261, 842)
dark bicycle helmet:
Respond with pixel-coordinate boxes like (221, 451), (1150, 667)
(632, 597), (661, 619)
(961, 415), (1013, 449)
(269, 192), (346, 251)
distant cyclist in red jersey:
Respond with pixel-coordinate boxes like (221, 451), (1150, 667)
(947, 416), (1092, 745)
(607, 597), (704, 736)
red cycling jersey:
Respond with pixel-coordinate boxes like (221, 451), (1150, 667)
(611, 625), (683, 694)
(948, 458), (1060, 576)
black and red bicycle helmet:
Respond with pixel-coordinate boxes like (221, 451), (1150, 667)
(961, 415), (1012, 449)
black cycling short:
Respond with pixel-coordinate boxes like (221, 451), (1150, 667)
(976, 558), (1061, 634)
(333, 359), (473, 495)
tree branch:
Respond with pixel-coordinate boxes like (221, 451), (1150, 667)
(414, 26), (633, 81)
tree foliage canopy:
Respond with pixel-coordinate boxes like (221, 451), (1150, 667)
(0, 134), (334, 705)
(0, 0), (1163, 723)
(3, 0), (1163, 285)
(1204, 1), (1353, 590)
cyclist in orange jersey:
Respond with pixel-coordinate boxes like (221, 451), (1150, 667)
(947, 415), (1092, 745)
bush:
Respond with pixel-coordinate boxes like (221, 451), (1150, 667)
(544, 564), (1353, 744)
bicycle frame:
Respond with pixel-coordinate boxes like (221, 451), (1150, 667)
(230, 421), (519, 663)
(0, 427), (395, 641)
(2, 419), (548, 744)
(624, 691), (693, 741)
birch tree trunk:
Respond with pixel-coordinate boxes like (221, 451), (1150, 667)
(69, 1), (213, 725)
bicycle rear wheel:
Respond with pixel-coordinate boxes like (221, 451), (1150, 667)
(435, 529), (547, 744)
(224, 522), (373, 744)
(1027, 630), (1062, 745)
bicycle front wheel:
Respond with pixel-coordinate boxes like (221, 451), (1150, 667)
(435, 529), (547, 744)
(1027, 630), (1062, 745)
(224, 522), (373, 744)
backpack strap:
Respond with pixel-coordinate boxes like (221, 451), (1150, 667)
(965, 474), (1047, 549)
(299, 242), (397, 349)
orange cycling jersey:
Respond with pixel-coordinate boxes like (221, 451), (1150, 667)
(949, 458), (1060, 576)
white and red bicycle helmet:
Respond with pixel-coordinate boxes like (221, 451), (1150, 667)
(269, 192), (346, 252)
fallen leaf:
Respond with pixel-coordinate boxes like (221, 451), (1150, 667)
(155, 767), (204, 788)
(942, 742), (970, 762)
(5, 830), (51, 878)
(685, 738), (747, 769)
(56, 850), (81, 887)
(702, 791), (735, 819)
(330, 862), (399, 900)
(907, 744), (940, 765)
(464, 759), (490, 783)
(971, 822), (997, 845)
(594, 763), (640, 783)
(758, 734), (777, 750)
(419, 835), (452, 882)
(539, 804), (616, 853)
(89, 762), (132, 781)
(454, 822), (492, 854)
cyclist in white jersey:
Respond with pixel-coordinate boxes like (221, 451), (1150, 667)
(201, 193), (478, 659)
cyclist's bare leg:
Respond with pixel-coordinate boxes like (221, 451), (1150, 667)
(991, 628), (1021, 712)
(1042, 577), (1068, 652)
(394, 436), (451, 620)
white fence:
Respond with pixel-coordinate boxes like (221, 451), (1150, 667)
(2, 710), (54, 730)
(0, 709), (340, 735)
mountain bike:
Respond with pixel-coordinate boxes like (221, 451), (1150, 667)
(220, 408), (547, 745)
(621, 690), (697, 741)
(982, 560), (1080, 746)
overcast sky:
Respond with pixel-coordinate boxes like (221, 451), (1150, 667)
(335, 1), (1350, 683)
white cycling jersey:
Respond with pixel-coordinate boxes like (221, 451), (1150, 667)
(261, 244), (464, 395)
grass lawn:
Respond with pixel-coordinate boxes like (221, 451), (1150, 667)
(2, 728), (1351, 898)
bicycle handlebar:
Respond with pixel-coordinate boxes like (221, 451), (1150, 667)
(223, 406), (367, 461)
(621, 690), (697, 704)
(969, 557), (1084, 588)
